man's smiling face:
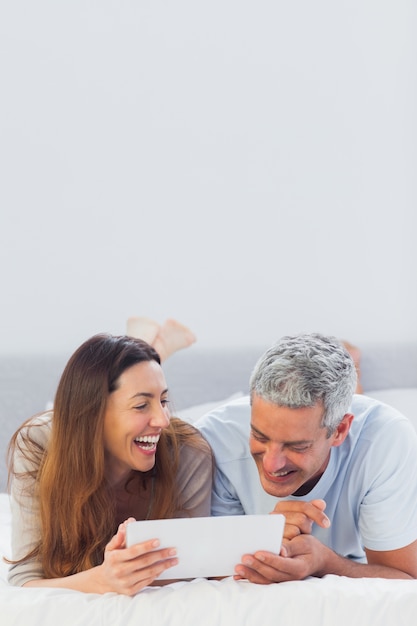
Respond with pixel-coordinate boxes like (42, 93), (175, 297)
(249, 394), (345, 498)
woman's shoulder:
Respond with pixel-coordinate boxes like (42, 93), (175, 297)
(9, 411), (53, 487)
(17, 411), (53, 446)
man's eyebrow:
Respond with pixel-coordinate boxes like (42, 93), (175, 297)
(250, 423), (267, 438)
(250, 423), (314, 445)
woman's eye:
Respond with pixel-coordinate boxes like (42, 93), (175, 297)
(134, 404), (147, 411)
(161, 399), (170, 407)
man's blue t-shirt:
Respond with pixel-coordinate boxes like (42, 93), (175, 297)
(195, 394), (417, 561)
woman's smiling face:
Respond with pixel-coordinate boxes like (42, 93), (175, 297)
(103, 360), (171, 484)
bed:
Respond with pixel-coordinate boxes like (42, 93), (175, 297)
(1, 342), (417, 624)
(1, 493), (417, 626)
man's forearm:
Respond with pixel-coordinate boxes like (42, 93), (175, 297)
(317, 546), (414, 580)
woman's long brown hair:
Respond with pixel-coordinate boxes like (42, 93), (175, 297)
(7, 334), (208, 578)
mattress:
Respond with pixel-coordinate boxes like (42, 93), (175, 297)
(1, 494), (416, 626)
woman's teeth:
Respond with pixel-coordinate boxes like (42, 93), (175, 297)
(134, 435), (160, 448)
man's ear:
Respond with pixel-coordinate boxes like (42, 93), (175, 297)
(331, 413), (354, 447)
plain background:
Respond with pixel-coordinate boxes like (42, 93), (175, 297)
(1, 1), (416, 356)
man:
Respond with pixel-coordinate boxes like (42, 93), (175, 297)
(195, 333), (417, 582)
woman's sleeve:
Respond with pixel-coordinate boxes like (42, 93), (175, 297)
(7, 419), (50, 586)
(174, 439), (213, 518)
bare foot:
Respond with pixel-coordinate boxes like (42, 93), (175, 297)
(126, 316), (160, 345)
(341, 340), (363, 394)
(153, 319), (196, 361)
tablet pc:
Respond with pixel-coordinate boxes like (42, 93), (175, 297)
(126, 514), (285, 579)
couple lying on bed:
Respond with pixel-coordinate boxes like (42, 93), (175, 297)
(6, 318), (417, 595)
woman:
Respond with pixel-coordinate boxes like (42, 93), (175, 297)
(7, 333), (212, 595)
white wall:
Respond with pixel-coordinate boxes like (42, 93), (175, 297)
(1, 1), (416, 355)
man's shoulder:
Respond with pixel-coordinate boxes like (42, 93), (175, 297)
(195, 395), (251, 430)
(194, 395), (252, 460)
(349, 393), (417, 450)
(350, 393), (415, 429)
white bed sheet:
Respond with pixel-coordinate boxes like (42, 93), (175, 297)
(1, 493), (417, 626)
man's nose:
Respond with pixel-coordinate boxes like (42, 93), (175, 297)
(262, 445), (287, 474)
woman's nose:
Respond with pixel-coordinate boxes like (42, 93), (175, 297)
(150, 404), (170, 428)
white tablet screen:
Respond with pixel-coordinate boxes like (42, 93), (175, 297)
(126, 514), (285, 580)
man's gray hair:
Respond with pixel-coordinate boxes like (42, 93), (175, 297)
(249, 333), (357, 434)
